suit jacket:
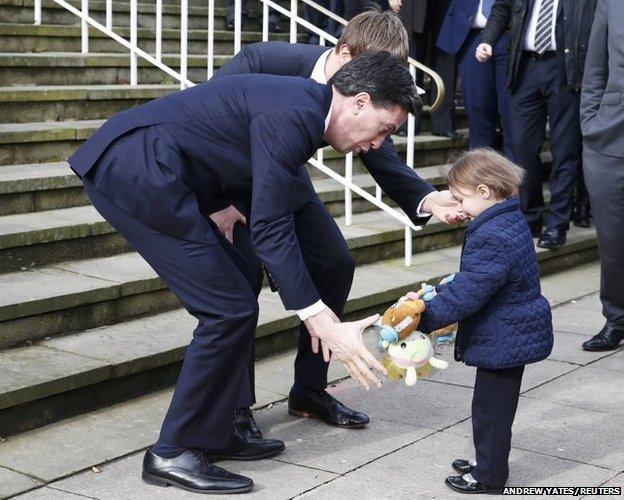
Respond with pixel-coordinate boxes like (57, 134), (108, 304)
(216, 42), (436, 225)
(436, 0), (481, 55)
(69, 74), (333, 310)
(399, 0), (428, 34)
(580, 0), (624, 158)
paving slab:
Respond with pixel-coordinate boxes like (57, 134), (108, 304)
(540, 263), (600, 307)
(550, 299), (606, 337)
(0, 466), (43, 499)
(590, 350), (624, 373)
(251, 403), (435, 474)
(446, 396), (624, 470)
(13, 486), (89, 499)
(549, 331), (615, 365)
(297, 431), (615, 500)
(523, 365), (624, 416)
(46, 451), (338, 500)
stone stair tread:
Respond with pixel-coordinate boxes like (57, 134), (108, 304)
(0, 225), (598, 415)
(0, 84), (178, 102)
(0, 161), (71, 186)
(0, 51), (231, 65)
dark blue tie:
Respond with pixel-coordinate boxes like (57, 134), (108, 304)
(481, 0), (495, 18)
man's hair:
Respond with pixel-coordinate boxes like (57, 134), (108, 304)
(335, 8), (409, 62)
(448, 148), (525, 198)
(329, 51), (421, 115)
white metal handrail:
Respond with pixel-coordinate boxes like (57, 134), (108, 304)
(33, 0), (444, 265)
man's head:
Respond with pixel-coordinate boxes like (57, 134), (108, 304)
(325, 51), (420, 155)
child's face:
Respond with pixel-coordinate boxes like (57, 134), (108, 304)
(449, 184), (502, 220)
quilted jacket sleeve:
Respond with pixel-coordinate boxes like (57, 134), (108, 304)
(419, 232), (511, 333)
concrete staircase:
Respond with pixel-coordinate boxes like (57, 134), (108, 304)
(0, 0), (598, 440)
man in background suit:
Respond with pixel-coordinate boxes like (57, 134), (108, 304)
(214, 9), (462, 441)
(478, 0), (596, 248)
(580, 0), (624, 352)
(69, 52), (415, 494)
(437, 0), (512, 158)
(399, 0), (461, 138)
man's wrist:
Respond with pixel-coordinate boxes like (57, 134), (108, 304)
(417, 191), (438, 217)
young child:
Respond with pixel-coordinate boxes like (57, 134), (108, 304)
(414, 148), (553, 493)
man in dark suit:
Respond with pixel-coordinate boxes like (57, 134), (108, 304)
(580, 0), (624, 352)
(69, 52), (416, 494)
(399, 0), (461, 138)
(477, 0), (597, 248)
(437, 0), (512, 158)
(213, 9), (462, 438)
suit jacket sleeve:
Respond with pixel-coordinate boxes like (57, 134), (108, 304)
(580, 0), (608, 131)
(481, 0), (512, 46)
(213, 44), (262, 78)
(419, 233), (510, 333)
(249, 107), (325, 311)
(360, 137), (436, 225)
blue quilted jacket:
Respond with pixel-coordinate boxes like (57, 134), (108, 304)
(419, 196), (553, 369)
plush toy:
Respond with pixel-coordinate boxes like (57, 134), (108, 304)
(377, 298), (426, 350)
(380, 332), (448, 386)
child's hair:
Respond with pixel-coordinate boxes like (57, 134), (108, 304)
(447, 148), (525, 198)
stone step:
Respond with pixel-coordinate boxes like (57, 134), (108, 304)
(0, 207), (476, 348)
(0, 22), (299, 55)
(0, 52), (232, 86)
(0, 0), (270, 30)
(0, 116), (468, 166)
(0, 231), (599, 438)
(0, 84), (468, 127)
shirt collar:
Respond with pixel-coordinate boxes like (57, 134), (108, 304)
(310, 48), (333, 85)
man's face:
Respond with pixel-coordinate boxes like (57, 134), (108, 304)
(326, 93), (407, 154)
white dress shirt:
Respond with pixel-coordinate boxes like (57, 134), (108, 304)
(472, 0), (489, 29)
(524, 0), (559, 51)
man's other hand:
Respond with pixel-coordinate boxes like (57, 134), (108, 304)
(476, 43), (493, 62)
(208, 205), (247, 243)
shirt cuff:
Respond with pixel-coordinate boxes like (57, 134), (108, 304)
(416, 191), (437, 217)
(297, 300), (327, 321)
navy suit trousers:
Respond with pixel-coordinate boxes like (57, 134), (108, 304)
(458, 30), (512, 159)
(509, 54), (582, 229)
(471, 365), (525, 488)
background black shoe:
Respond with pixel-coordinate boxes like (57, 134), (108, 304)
(452, 458), (475, 474)
(529, 220), (543, 238)
(537, 227), (566, 249)
(142, 448), (253, 494)
(206, 422), (285, 461)
(288, 387), (369, 428)
(445, 475), (501, 494)
(573, 198), (592, 228)
(234, 407), (263, 439)
(582, 325), (624, 351)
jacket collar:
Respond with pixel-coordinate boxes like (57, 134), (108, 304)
(466, 196), (520, 235)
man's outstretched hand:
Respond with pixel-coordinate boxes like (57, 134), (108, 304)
(422, 190), (466, 224)
(305, 310), (387, 390)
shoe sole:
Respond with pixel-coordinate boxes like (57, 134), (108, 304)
(209, 444), (285, 462)
(288, 409), (368, 429)
(582, 345), (623, 352)
(444, 478), (502, 494)
(142, 472), (253, 494)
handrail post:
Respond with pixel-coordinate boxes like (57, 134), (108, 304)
(234, 0), (242, 54)
(345, 152), (353, 226)
(34, 0), (41, 25)
(81, 0), (89, 53)
(130, 0), (137, 85)
(180, 0), (188, 89)
(155, 0), (162, 61)
(106, 0), (112, 30)
(207, 0), (215, 78)
(290, 0), (297, 43)
(262, 2), (269, 41)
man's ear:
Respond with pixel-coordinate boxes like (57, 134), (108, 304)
(352, 92), (371, 115)
(337, 44), (352, 65)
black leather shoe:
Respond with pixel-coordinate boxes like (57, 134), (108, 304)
(288, 387), (369, 428)
(528, 220), (543, 238)
(432, 131), (464, 140)
(573, 198), (592, 228)
(206, 409), (285, 461)
(537, 227), (566, 249)
(452, 458), (475, 474)
(445, 475), (502, 494)
(142, 448), (253, 494)
(582, 325), (624, 351)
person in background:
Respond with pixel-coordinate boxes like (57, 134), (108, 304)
(579, 0), (624, 352)
(477, 0), (597, 248)
(437, 0), (512, 158)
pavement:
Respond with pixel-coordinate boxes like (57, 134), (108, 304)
(3, 261), (624, 499)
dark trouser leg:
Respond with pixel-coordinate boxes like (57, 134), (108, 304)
(544, 82), (582, 230)
(292, 195), (356, 390)
(493, 35), (513, 159)
(83, 183), (259, 452)
(471, 365), (525, 488)
(226, 0), (248, 25)
(459, 30), (498, 150)
(583, 146), (624, 328)
(509, 56), (548, 226)
(429, 46), (457, 135)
